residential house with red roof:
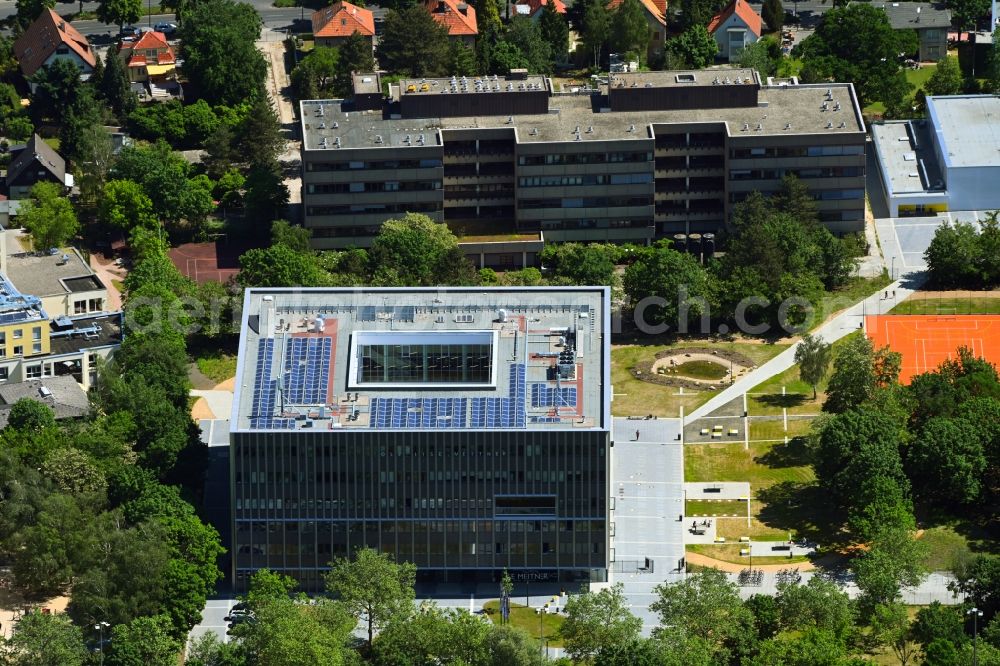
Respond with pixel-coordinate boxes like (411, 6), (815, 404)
(426, 0), (478, 47)
(118, 31), (177, 89)
(312, 1), (375, 49)
(13, 9), (95, 91)
(708, 0), (762, 62)
(606, 0), (666, 59)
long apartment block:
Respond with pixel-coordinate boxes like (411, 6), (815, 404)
(300, 70), (867, 265)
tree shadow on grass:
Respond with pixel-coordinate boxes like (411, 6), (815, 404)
(755, 393), (809, 409)
(756, 480), (844, 545)
(754, 436), (813, 469)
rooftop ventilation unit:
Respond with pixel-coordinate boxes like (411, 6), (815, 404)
(507, 115), (514, 124)
(627, 124), (635, 132)
(755, 123), (763, 131)
(839, 121), (847, 128)
(821, 102), (828, 111)
(826, 121), (834, 129)
(834, 102), (841, 111)
(530, 127), (538, 135)
(784, 122), (791, 130)
(742, 122), (750, 131)
(334, 137), (341, 148)
(332, 121), (338, 128)
(586, 125), (593, 133)
(826, 88), (833, 98)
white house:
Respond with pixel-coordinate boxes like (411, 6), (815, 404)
(708, 0), (763, 62)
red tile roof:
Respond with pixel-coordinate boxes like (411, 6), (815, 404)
(607, 0), (665, 26)
(525, 0), (567, 16)
(708, 0), (763, 36)
(120, 31), (176, 66)
(312, 1), (375, 38)
(426, 0), (478, 36)
(13, 9), (96, 77)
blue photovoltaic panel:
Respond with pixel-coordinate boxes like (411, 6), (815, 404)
(250, 339), (296, 429)
(530, 384), (577, 408)
(283, 338), (332, 404)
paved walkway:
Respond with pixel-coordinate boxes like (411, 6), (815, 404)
(191, 390), (234, 420)
(685, 272), (926, 424)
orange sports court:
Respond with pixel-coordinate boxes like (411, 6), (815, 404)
(865, 314), (1000, 384)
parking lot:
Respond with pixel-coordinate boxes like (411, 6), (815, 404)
(875, 210), (995, 274)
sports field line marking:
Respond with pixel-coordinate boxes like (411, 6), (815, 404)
(921, 339), (928, 375)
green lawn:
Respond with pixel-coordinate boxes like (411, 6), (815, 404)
(864, 57), (956, 115)
(688, 543), (812, 565)
(482, 601), (564, 646)
(685, 439), (827, 541)
(748, 331), (862, 416)
(674, 360), (729, 380)
(611, 340), (788, 417)
(748, 418), (813, 441)
(918, 525), (974, 571)
(686, 499), (748, 516)
(195, 352), (238, 383)
(890, 296), (1000, 315)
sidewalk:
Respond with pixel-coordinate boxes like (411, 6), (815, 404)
(685, 272), (927, 424)
(258, 29), (302, 207)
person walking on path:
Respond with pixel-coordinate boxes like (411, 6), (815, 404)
(635, 430), (640, 440)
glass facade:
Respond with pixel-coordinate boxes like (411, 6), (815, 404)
(232, 429), (608, 591)
(358, 343), (493, 384)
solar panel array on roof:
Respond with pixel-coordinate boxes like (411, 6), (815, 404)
(357, 306), (416, 322)
(283, 337), (332, 404)
(250, 339), (294, 429)
(530, 384), (577, 408)
(371, 397), (469, 428)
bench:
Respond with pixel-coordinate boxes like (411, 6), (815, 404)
(728, 429), (739, 436)
(700, 428), (709, 435)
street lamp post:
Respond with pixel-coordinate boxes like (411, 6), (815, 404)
(969, 607), (983, 666)
(94, 622), (110, 665)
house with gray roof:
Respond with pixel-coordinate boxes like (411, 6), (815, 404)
(0, 375), (89, 428)
(6, 135), (73, 200)
(875, 1), (952, 61)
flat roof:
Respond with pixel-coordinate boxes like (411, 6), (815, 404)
(396, 74), (549, 97)
(47, 313), (123, 356)
(232, 287), (610, 432)
(872, 119), (945, 194)
(352, 72), (380, 95)
(301, 82), (864, 150)
(927, 95), (1000, 169)
(609, 69), (758, 89)
(4, 236), (104, 299)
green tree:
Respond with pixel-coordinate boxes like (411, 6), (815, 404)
(907, 417), (986, 506)
(324, 547), (417, 649)
(738, 37), (781, 76)
(336, 32), (377, 96)
(649, 569), (754, 663)
(947, 0), (990, 33)
(97, 0), (142, 31)
(501, 16), (553, 74)
(106, 614), (180, 666)
(776, 576), (856, 643)
(4, 610), (88, 666)
(6, 398), (56, 432)
(975, 212), (1000, 284)
(449, 40), (479, 76)
(290, 46), (339, 101)
(747, 627), (850, 666)
(377, 6), (452, 76)
(824, 334), (901, 413)
(243, 161), (289, 226)
(794, 333), (832, 399)
(271, 220), (312, 253)
(847, 474), (915, 542)
(40, 448), (107, 495)
(912, 602), (968, 649)
(611, 0), (651, 62)
(370, 213), (477, 286)
(924, 56), (963, 96)
(14, 0), (55, 29)
(60, 88), (105, 165)
(238, 244), (329, 288)
(793, 3), (915, 109)
(540, 242), (617, 286)
(19, 182), (80, 250)
(852, 526), (927, 614)
(373, 604), (494, 666)
(870, 602), (918, 665)
(761, 0), (783, 32)
(99, 179), (158, 231)
(623, 241), (714, 329)
(815, 407), (909, 511)
(560, 583), (643, 661)
(538, 0), (569, 62)
(581, 0), (611, 68)
(29, 59), (84, 126)
(179, 0), (266, 106)
(925, 222), (982, 287)
(102, 49), (138, 119)
(10, 493), (97, 598)
(238, 95), (284, 169)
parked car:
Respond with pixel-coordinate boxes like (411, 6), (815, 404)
(119, 26), (141, 39)
(154, 22), (177, 36)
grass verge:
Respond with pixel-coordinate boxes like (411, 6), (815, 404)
(686, 499), (747, 516)
(890, 296), (1000, 315)
(195, 352), (238, 383)
(688, 543), (812, 565)
(482, 601), (564, 646)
